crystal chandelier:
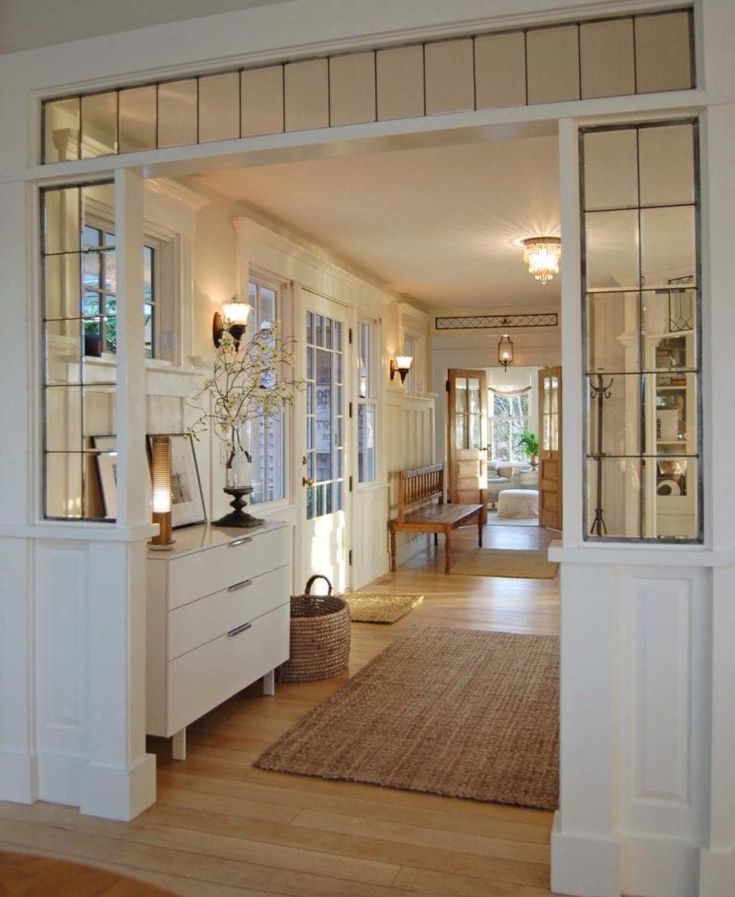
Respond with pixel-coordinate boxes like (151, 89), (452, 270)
(522, 237), (561, 285)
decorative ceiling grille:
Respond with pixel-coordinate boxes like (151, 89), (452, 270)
(435, 313), (558, 331)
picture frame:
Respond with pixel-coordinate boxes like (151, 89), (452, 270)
(92, 435), (118, 520)
(147, 433), (206, 529)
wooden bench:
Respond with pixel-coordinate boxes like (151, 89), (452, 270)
(388, 463), (484, 574)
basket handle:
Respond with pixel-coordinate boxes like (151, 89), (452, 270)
(304, 574), (333, 596)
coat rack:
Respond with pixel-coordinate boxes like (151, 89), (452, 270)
(589, 373), (614, 536)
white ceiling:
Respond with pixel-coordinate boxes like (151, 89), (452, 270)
(194, 135), (562, 311)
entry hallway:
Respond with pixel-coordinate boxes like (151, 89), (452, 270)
(0, 523), (560, 897)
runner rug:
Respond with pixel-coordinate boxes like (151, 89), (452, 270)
(451, 548), (558, 579)
(255, 625), (559, 810)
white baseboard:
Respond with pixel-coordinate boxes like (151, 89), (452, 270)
(551, 813), (621, 897)
(80, 752), (156, 821)
(620, 832), (700, 897)
(38, 749), (83, 806)
(699, 844), (735, 897)
(38, 749), (156, 821)
(0, 748), (37, 804)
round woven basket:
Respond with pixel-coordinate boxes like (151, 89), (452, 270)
(280, 574), (351, 682)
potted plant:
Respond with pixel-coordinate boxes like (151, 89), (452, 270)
(189, 323), (305, 527)
(518, 429), (540, 468)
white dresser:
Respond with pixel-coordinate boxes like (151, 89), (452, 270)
(146, 520), (291, 759)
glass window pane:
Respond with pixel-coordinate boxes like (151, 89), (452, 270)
(358, 403), (376, 483)
(46, 452), (83, 519)
(44, 98), (80, 163)
(653, 457), (697, 539)
(587, 292), (639, 373)
(45, 320), (82, 385)
(653, 373), (696, 454)
(583, 128), (638, 210)
(83, 386), (115, 439)
(158, 80), (198, 148)
(587, 373), (640, 457)
(585, 209), (639, 290)
(640, 206), (695, 290)
(44, 255), (81, 320)
(639, 124), (695, 206)
(45, 387), (82, 451)
(119, 85), (156, 153)
(44, 186), (80, 255)
(587, 457), (642, 538)
(80, 92), (117, 157)
(199, 72), (240, 143)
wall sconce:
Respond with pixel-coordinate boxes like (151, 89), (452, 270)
(212, 299), (251, 349)
(149, 436), (175, 550)
(498, 334), (514, 370)
(390, 356), (413, 384)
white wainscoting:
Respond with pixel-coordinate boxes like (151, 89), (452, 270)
(385, 391), (436, 567)
(551, 554), (713, 897)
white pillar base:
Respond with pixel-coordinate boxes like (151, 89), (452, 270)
(0, 748), (36, 804)
(551, 813), (621, 897)
(80, 752), (156, 821)
(621, 834), (700, 897)
(699, 845), (735, 897)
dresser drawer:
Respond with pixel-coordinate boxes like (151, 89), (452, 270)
(165, 601), (290, 736)
(167, 525), (288, 609)
(167, 563), (289, 660)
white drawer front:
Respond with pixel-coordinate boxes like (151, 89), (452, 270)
(167, 525), (288, 609)
(166, 601), (290, 735)
(167, 563), (290, 660)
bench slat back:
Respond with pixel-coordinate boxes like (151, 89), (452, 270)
(397, 463), (444, 521)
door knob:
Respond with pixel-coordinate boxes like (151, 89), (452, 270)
(302, 476), (315, 487)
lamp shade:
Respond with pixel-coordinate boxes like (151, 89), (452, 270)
(498, 334), (514, 369)
(149, 436), (174, 548)
(222, 301), (251, 327)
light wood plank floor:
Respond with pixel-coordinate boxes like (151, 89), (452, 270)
(0, 523), (560, 897)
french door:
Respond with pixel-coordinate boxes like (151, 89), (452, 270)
(299, 291), (349, 592)
(447, 369), (488, 505)
(539, 366), (562, 530)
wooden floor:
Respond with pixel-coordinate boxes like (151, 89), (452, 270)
(0, 523), (560, 897)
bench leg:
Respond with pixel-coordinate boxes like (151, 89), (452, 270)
(389, 528), (397, 572)
(433, 533), (439, 546)
(478, 514), (484, 548)
(444, 530), (452, 574)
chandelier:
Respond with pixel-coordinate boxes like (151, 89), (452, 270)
(522, 237), (561, 285)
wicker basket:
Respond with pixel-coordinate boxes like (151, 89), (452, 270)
(280, 575), (351, 682)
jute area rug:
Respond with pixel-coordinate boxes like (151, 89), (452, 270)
(255, 625), (559, 810)
(451, 548), (558, 579)
(345, 593), (424, 623)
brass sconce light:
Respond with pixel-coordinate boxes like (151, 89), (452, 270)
(212, 299), (251, 349)
(149, 435), (175, 550)
(498, 334), (514, 370)
(390, 356), (413, 384)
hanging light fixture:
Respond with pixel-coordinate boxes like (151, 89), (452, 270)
(498, 334), (514, 370)
(522, 236), (561, 285)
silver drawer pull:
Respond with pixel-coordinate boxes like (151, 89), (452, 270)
(227, 621), (253, 637)
(227, 578), (253, 592)
(229, 536), (253, 547)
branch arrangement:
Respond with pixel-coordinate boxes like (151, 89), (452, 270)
(189, 324), (306, 460)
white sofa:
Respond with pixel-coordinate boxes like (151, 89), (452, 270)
(486, 460), (538, 509)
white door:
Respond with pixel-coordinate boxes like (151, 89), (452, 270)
(299, 291), (350, 593)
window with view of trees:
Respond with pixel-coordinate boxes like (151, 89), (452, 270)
(248, 277), (286, 505)
(489, 391), (529, 461)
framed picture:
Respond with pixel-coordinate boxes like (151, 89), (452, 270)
(92, 435), (118, 520)
(147, 433), (206, 529)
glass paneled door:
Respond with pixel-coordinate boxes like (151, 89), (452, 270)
(301, 292), (349, 592)
(447, 369), (488, 505)
(539, 366), (562, 530)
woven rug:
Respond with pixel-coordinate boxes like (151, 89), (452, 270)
(451, 548), (558, 579)
(346, 593), (424, 623)
(255, 625), (559, 810)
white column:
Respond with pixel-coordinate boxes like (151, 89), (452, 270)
(697, 96), (735, 897)
(79, 170), (156, 819)
(0, 177), (35, 804)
